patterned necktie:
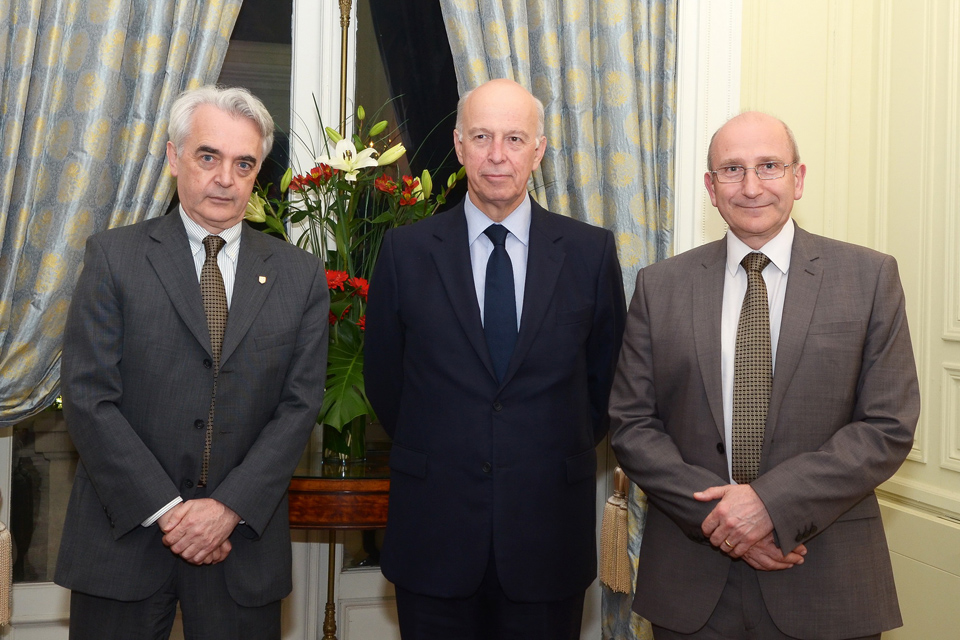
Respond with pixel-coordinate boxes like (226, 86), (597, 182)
(732, 252), (771, 484)
(483, 224), (517, 383)
(199, 235), (228, 487)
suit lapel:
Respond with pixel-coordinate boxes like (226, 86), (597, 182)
(146, 214), (211, 355)
(221, 225), (278, 365)
(765, 227), (822, 441)
(693, 240), (727, 439)
(502, 202), (564, 385)
(429, 205), (496, 379)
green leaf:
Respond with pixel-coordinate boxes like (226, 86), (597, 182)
(329, 299), (353, 318)
(318, 323), (369, 430)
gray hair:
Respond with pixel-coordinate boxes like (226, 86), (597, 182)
(707, 112), (801, 170)
(454, 83), (546, 145)
(168, 85), (275, 161)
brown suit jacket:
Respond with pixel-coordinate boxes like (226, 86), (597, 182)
(609, 226), (919, 638)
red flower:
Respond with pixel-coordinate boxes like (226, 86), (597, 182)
(357, 315), (366, 331)
(328, 311), (338, 325)
(375, 175), (398, 194)
(399, 175), (420, 206)
(346, 276), (369, 300)
(340, 305), (352, 319)
(290, 164), (334, 192)
(326, 270), (349, 290)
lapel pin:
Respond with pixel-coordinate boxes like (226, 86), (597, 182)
(259, 276), (267, 284)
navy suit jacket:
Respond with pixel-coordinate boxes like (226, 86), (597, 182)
(56, 213), (328, 606)
(364, 197), (626, 601)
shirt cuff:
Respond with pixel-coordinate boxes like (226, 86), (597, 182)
(141, 497), (183, 527)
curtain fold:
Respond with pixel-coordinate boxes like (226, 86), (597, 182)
(440, 2), (677, 637)
(0, 0), (242, 426)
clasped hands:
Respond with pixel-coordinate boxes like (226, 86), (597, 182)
(157, 498), (241, 566)
(694, 484), (806, 571)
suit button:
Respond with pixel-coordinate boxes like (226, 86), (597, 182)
(203, 358), (212, 369)
(493, 401), (503, 411)
(482, 462), (492, 473)
(184, 479), (194, 489)
(716, 442), (725, 454)
(194, 419), (204, 429)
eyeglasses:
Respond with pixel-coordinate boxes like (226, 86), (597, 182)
(710, 161), (798, 183)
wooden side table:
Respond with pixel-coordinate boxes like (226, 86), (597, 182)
(288, 451), (390, 640)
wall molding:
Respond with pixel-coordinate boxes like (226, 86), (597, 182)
(673, 0), (742, 255)
(941, 364), (960, 473)
(944, 0), (960, 342)
(879, 475), (960, 522)
(821, 0), (854, 241)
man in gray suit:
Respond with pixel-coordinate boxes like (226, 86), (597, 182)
(610, 112), (919, 639)
(56, 86), (328, 639)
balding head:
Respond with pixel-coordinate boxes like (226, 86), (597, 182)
(453, 79), (548, 222)
(707, 111), (800, 171)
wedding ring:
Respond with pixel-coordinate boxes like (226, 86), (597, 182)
(723, 539), (734, 549)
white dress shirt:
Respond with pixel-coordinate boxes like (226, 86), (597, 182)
(465, 192), (530, 329)
(720, 219), (794, 482)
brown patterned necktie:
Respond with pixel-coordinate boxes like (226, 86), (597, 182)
(732, 252), (771, 484)
(199, 235), (228, 487)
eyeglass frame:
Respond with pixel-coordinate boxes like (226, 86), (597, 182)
(709, 161), (799, 183)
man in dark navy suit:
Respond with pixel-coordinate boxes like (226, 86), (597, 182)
(364, 78), (626, 639)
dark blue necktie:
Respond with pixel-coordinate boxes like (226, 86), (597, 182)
(483, 224), (517, 382)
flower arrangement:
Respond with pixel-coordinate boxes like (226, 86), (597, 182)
(246, 104), (464, 460)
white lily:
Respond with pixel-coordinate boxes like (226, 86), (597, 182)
(316, 139), (378, 182)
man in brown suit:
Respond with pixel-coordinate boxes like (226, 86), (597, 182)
(609, 112), (919, 639)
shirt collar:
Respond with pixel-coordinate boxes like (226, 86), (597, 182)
(725, 218), (794, 276)
(464, 192), (532, 247)
(179, 207), (242, 263)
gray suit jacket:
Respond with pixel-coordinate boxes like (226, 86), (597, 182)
(55, 212), (328, 606)
(609, 226), (919, 639)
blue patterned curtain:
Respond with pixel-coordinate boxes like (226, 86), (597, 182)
(0, 0), (242, 426)
(439, 0), (677, 297)
(440, 2), (677, 637)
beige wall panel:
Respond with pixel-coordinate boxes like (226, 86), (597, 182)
(741, 0), (960, 636)
(341, 599), (401, 640)
(881, 501), (960, 639)
(879, 0), (960, 500)
(941, 365), (960, 473)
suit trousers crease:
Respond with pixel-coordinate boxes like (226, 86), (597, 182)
(650, 561), (881, 640)
(394, 544), (584, 640)
(69, 555), (281, 640)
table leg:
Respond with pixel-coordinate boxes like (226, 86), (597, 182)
(322, 530), (338, 640)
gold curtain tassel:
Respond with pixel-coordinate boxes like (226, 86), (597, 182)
(0, 521), (11, 625)
(599, 467), (633, 594)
